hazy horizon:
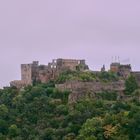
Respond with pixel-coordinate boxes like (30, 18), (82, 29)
(0, 0), (140, 87)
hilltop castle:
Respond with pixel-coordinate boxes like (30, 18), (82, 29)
(10, 58), (140, 89)
(10, 58), (89, 88)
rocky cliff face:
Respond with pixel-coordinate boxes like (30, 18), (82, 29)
(56, 80), (125, 103)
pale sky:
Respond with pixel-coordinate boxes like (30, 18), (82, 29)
(0, 0), (140, 87)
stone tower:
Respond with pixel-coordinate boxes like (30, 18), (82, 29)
(21, 61), (39, 85)
(110, 63), (131, 78)
(110, 63), (120, 73)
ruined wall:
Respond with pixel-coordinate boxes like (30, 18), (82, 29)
(56, 80), (125, 103)
(119, 65), (131, 78)
(110, 63), (131, 78)
(11, 59), (88, 88)
(38, 70), (55, 83)
(10, 61), (39, 88)
(56, 59), (88, 72)
(10, 80), (28, 89)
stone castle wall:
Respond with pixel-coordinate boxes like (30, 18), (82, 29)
(56, 81), (125, 92)
(56, 80), (125, 103)
(56, 59), (87, 71)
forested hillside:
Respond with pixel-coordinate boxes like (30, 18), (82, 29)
(0, 73), (140, 140)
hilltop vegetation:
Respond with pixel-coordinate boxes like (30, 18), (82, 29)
(56, 70), (119, 84)
(0, 72), (140, 140)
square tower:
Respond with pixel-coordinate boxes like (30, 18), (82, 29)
(21, 61), (39, 85)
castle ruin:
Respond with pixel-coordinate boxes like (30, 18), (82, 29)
(110, 62), (132, 78)
(10, 58), (140, 90)
(10, 58), (89, 88)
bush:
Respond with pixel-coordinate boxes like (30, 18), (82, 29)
(125, 75), (139, 95)
(97, 91), (118, 101)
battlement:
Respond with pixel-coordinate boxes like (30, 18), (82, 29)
(10, 80), (29, 89)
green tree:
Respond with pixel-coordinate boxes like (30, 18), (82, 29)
(8, 124), (20, 138)
(132, 89), (140, 101)
(0, 133), (6, 140)
(0, 120), (8, 135)
(125, 75), (138, 95)
(77, 117), (104, 140)
(0, 104), (8, 119)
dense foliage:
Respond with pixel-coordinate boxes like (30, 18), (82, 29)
(56, 70), (118, 84)
(125, 75), (139, 95)
(0, 73), (139, 139)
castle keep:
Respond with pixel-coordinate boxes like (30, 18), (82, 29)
(10, 58), (89, 88)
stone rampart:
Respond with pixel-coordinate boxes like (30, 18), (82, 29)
(56, 80), (125, 103)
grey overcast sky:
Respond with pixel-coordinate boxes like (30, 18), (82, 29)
(0, 0), (140, 87)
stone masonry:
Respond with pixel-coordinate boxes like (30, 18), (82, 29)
(10, 59), (140, 103)
(10, 58), (89, 88)
(110, 63), (132, 78)
(56, 80), (125, 103)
